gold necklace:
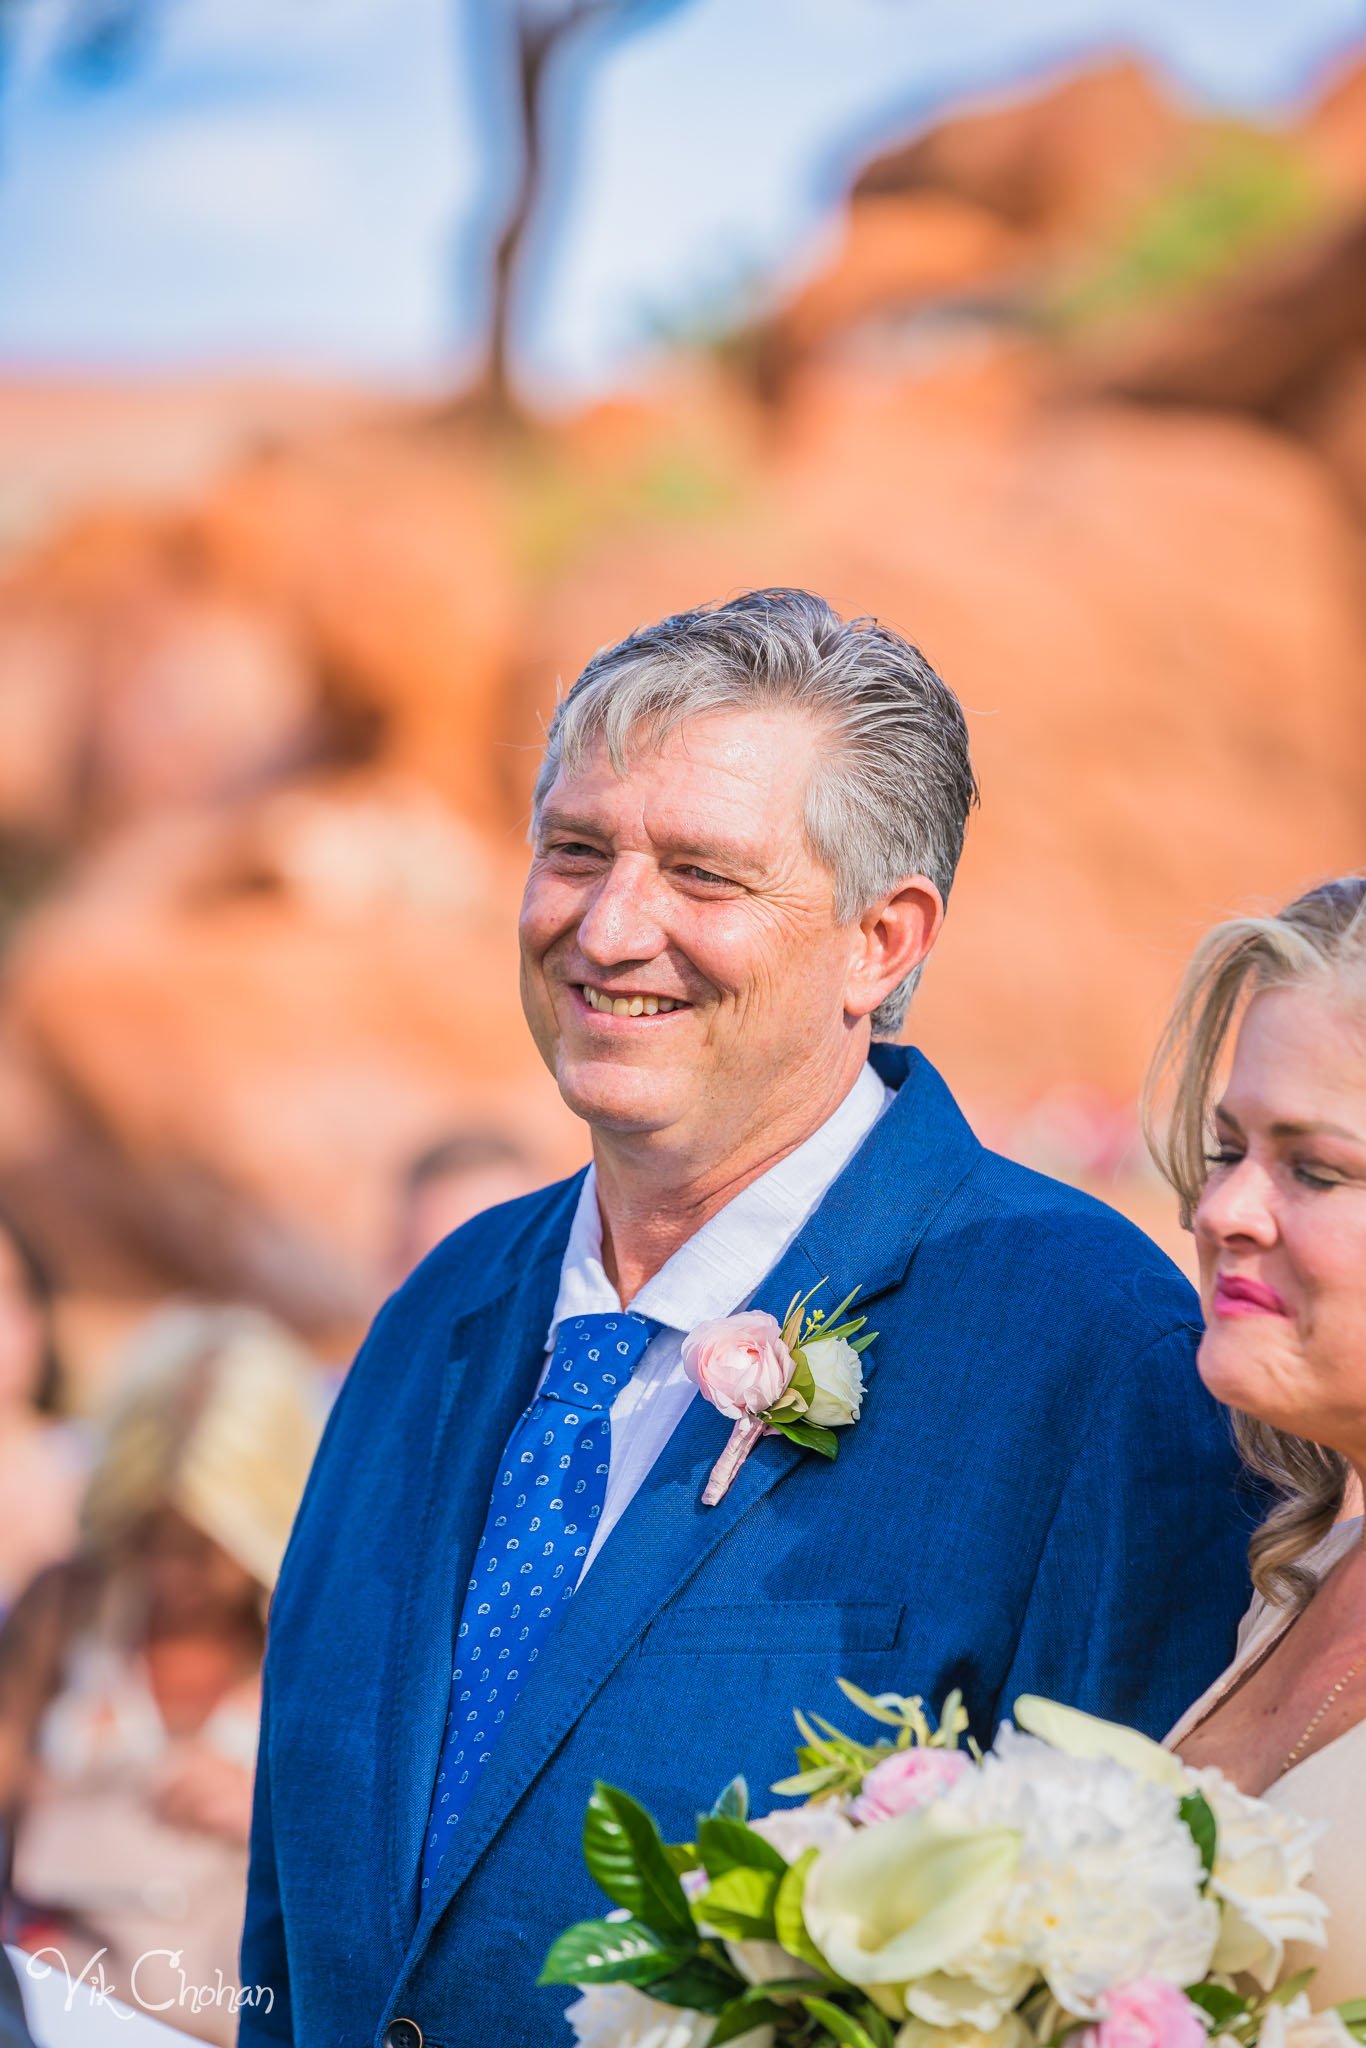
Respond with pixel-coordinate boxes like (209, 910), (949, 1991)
(1283, 1653), (1366, 1772)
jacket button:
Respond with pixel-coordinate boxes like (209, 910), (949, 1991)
(384, 2022), (423, 2048)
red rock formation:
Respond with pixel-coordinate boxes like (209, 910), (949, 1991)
(853, 59), (1187, 246)
(0, 47), (1363, 1366)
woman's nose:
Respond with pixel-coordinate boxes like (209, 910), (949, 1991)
(1195, 1157), (1278, 1248)
(575, 858), (666, 965)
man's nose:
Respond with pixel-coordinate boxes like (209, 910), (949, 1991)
(1195, 1157), (1278, 1249)
(575, 857), (667, 965)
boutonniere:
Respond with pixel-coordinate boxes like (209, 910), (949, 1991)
(680, 1282), (876, 1506)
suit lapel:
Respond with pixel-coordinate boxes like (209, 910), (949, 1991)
(408, 1049), (983, 1947)
(382, 1177), (583, 1944)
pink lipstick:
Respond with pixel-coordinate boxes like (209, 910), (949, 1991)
(1212, 1274), (1291, 1319)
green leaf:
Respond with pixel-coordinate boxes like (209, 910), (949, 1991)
(709, 1777), (750, 1824)
(785, 1350), (817, 1409)
(836, 1679), (917, 1729)
(1179, 1790), (1218, 1877)
(648, 1955), (743, 2014)
(821, 1285), (862, 1328)
(768, 1416), (839, 1459)
(815, 1316), (866, 1343)
(770, 1764), (848, 1797)
(698, 1816), (788, 1880)
(538, 1917), (693, 1988)
(584, 1782), (696, 1942)
(1336, 2002), (1366, 2026)
(1270, 1970), (1318, 2006)
(695, 1865), (780, 1940)
(708, 1997), (789, 2044)
(665, 1840), (699, 1876)
(1185, 1984), (1249, 2028)
(850, 1332), (877, 1353)
(773, 1848), (833, 1974)
(801, 1995), (881, 2048)
(858, 2007), (897, 2048)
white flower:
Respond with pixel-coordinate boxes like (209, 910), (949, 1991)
(1257, 1994), (1356, 2048)
(935, 1728), (1219, 2018)
(802, 1801), (1021, 2008)
(566, 1984), (773, 2048)
(897, 2019), (1033, 2048)
(802, 1334), (865, 1427)
(1190, 1768), (1328, 1990)
(750, 1801), (854, 1862)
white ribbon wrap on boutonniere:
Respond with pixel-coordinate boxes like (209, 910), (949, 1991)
(680, 1282), (875, 1505)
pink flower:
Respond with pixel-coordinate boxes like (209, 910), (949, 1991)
(1076, 1980), (1206, 2048)
(850, 1746), (971, 1824)
(681, 1312), (795, 1420)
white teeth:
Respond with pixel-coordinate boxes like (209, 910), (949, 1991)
(581, 985), (683, 1014)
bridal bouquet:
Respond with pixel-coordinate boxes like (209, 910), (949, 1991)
(541, 1682), (1366, 2048)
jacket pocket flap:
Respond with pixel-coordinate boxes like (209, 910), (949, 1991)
(641, 1597), (903, 1658)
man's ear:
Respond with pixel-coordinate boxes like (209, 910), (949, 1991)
(844, 876), (945, 1023)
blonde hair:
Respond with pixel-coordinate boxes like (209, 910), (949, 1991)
(1144, 876), (1366, 1610)
(81, 1305), (323, 1593)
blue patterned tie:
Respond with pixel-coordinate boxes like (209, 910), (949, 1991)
(420, 1309), (659, 1893)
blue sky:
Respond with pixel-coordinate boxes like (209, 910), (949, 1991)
(0, 0), (1361, 394)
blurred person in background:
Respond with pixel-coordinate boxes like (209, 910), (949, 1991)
(0, 1306), (320, 2046)
(0, 1212), (83, 1625)
(391, 1130), (541, 1284)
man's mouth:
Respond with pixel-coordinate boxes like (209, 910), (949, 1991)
(578, 983), (689, 1018)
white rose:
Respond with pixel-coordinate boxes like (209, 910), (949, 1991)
(1191, 1767), (1329, 1990)
(567, 1984), (773, 2048)
(938, 1728), (1219, 2017)
(802, 1334), (865, 1427)
(1257, 1995), (1356, 2048)
(749, 1800), (854, 1862)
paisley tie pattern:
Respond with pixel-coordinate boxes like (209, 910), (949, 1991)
(420, 1309), (659, 1893)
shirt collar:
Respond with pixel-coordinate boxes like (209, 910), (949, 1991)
(548, 1059), (893, 1344)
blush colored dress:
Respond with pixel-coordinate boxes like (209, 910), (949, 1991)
(1166, 1518), (1366, 2004)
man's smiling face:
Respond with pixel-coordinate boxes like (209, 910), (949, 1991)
(519, 707), (870, 1157)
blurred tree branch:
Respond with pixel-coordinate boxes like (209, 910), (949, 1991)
(473, 0), (689, 423)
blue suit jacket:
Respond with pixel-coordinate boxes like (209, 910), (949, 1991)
(241, 1047), (1254, 2048)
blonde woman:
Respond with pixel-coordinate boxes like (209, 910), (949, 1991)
(0, 1306), (320, 2045)
(1152, 876), (1366, 1997)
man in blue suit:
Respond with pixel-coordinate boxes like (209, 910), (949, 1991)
(241, 589), (1251, 2048)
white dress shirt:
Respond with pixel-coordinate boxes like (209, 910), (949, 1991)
(546, 1061), (893, 1578)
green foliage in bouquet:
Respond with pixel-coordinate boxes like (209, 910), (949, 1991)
(772, 1678), (972, 1801)
(542, 1685), (1366, 2048)
(540, 1687), (972, 2047)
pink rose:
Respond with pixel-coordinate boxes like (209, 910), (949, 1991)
(681, 1312), (795, 1419)
(850, 1746), (970, 1824)
(1076, 1980), (1206, 2048)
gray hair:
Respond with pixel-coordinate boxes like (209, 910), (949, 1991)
(1143, 874), (1366, 1611)
(533, 588), (978, 1036)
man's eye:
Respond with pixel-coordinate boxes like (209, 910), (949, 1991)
(678, 864), (731, 887)
(548, 841), (603, 861)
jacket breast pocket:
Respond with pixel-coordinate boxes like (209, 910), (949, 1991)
(639, 1597), (903, 1658)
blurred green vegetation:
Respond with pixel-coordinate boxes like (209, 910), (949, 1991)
(504, 434), (744, 582)
(1049, 124), (1322, 332)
